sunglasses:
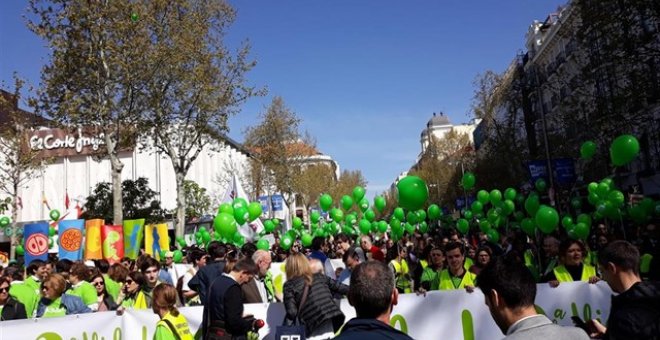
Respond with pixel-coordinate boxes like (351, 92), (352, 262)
(125, 279), (134, 285)
(93, 281), (104, 286)
(0, 287), (9, 293)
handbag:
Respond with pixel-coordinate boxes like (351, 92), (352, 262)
(275, 283), (310, 340)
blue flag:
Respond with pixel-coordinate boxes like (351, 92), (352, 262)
(58, 219), (84, 261)
(23, 222), (49, 265)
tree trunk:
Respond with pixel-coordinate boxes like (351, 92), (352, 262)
(110, 154), (124, 225)
(9, 183), (19, 261)
(175, 172), (186, 238)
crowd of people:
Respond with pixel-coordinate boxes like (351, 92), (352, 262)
(0, 217), (658, 339)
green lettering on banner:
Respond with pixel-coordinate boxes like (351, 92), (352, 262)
(142, 326), (148, 340)
(35, 332), (62, 340)
(571, 302), (579, 317)
(461, 309), (475, 340)
(553, 308), (567, 323)
(114, 327), (122, 340)
(390, 314), (408, 334)
(534, 304), (546, 316)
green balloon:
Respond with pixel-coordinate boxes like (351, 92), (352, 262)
(364, 209), (376, 222)
(358, 198), (370, 212)
(352, 186), (366, 202)
(610, 134), (640, 166)
(406, 211), (418, 224)
(257, 238), (270, 250)
(427, 204), (441, 220)
(341, 195), (354, 211)
(272, 218), (280, 226)
(419, 221), (429, 234)
(48, 226), (56, 237)
(521, 218), (535, 235)
(502, 200), (515, 215)
(247, 202), (263, 221)
(596, 182), (611, 198)
(130, 12), (139, 22)
(535, 206), (559, 234)
(580, 141), (597, 159)
(232, 198), (248, 210)
(397, 176), (429, 211)
(574, 222), (590, 240)
(577, 213), (592, 227)
(477, 190), (490, 204)
(202, 231), (211, 244)
(292, 217), (303, 230)
(479, 220), (491, 233)
(218, 203), (234, 215)
(504, 188), (517, 201)
(461, 172), (476, 190)
(378, 221), (388, 233)
(587, 182), (598, 193)
(331, 209), (344, 223)
(173, 250), (183, 263)
(457, 219), (469, 234)
(524, 195), (540, 216)
(463, 210), (473, 219)
(263, 219), (275, 233)
(233, 232), (245, 246)
(374, 196), (386, 212)
(490, 190), (502, 204)
(233, 206), (249, 225)
(535, 178), (547, 192)
(359, 219), (371, 235)
(404, 222), (415, 234)
(486, 229), (500, 243)
(301, 233), (313, 247)
(416, 210), (427, 221)
(280, 236), (293, 251)
(607, 190), (625, 207)
(393, 207), (405, 221)
(344, 213), (357, 226)
(561, 216), (574, 229)
(214, 212), (237, 239)
(15, 244), (24, 256)
(310, 211), (321, 223)
(471, 201), (484, 213)
(49, 209), (60, 221)
(0, 216), (10, 228)
(390, 217), (401, 230)
(319, 194), (333, 212)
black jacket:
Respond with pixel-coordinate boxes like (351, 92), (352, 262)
(284, 273), (348, 335)
(1, 297), (27, 321)
(203, 275), (252, 338)
(188, 260), (225, 305)
(335, 318), (414, 340)
(605, 281), (660, 340)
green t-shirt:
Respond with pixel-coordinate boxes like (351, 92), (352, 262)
(104, 274), (121, 301)
(68, 281), (98, 307)
(42, 297), (66, 318)
(25, 276), (41, 296)
(9, 282), (39, 317)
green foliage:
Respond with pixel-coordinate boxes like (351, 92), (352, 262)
(82, 177), (164, 224)
(184, 180), (211, 218)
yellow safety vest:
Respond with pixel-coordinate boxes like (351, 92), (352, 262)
(463, 258), (474, 271)
(156, 312), (193, 340)
(439, 269), (476, 290)
(390, 259), (411, 293)
(420, 259), (428, 269)
(553, 264), (596, 282)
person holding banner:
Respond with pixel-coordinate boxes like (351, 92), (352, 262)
(477, 256), (589, 340)
(546, 240), (599, 287)
(116, 271), (144, 311)
(152, 284), (193, 340)
(90, 274), (118, 311)
(438, 242), (476, 292)
(387, 242), (413, 293)
(36, 274), (92, 318)
(419, 246), (445, 292)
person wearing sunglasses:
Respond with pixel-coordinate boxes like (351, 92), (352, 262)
(0, 276), (27, 321)
(36, 274), (91, 318)
(90, 274), (118, 312)
(115, 271), (144, 314)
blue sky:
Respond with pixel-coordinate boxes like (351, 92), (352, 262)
(1, 0), (562, 198)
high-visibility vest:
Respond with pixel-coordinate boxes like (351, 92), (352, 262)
(439, 269), (476, 290)
(156, 311), (193, 340)
(640, 253), (653, 275)
(390, 259), (411, 293)
(420, 259), (428, 269)
(463, 258), (474, 271)
(553, 264), (596, 282)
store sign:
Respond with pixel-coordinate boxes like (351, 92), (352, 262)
(28, 128), (107, 157)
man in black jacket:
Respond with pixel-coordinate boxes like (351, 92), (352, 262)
(189, 242), (227, 305)
(203, 257), (259, 340)
(335, 261), (413, 340)
(589, 240), (660, 339)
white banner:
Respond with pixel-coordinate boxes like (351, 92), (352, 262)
(0, 282), (612, 340)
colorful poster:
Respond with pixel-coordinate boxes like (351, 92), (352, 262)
(84, 219), (104, 260)
(145, 223), (170, 260)
(123, 219), (145, 259)
(23, 222), (50, 265)
(102, 224), (124, 264)
(58, 219), (84, 261)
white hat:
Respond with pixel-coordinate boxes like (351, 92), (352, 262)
(84, 260), (95, 267)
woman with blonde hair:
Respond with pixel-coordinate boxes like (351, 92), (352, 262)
(283, 253), (348, 340)
(152, 283), (193, 340)
(36, 274), (91, 318)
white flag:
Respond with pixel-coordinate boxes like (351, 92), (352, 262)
(221, 174), (264, 240)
